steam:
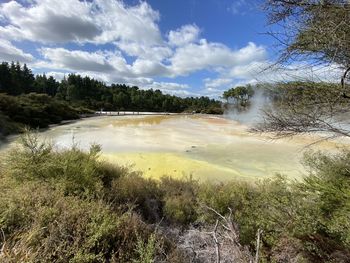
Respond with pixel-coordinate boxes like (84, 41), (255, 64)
(223, 88), (270, 126)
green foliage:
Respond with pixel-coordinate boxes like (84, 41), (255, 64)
(160, 176), (199, 225)
(1, 132), (350, 262)
(269, 81), (342, 104)
(266, 1), (350, 69)
(5, 132), (125, 198)
(299, 150), (350, 260)
(109, 174), (163, 222)
(198, 156), (350, 262)
(0, 112), (21, 138)
(0, 61), (222, 138)
(223, 85), (254, 107)
(133, 233), (157, 263)
(0, 61), (222, 118)
(0, 133), (183, 262)
(0, 182), (156, 263)
(0, 93), (86, 137)
(0, 62), (34, 95)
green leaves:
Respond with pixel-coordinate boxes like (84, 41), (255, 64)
(223, 85), (255, 108)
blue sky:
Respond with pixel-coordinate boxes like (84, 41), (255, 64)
(0, 0), (337, 98)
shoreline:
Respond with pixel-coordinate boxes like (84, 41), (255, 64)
(0, 111), (212, 144)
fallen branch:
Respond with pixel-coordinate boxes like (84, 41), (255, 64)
(213, 220), (220, 263)
(254, 229), (263, 263)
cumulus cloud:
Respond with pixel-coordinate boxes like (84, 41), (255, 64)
(204, 78), (233, 89)
(0, 0), (273, 97)
(200, 61), (344, 99)
(222, 60), (343, 84)
(131, 59), (170, 77)
(0, 0), (99, 43)
(0, 39), (34, 63)
(93, 0), (162, 45)
(170, 41), (267, 76)
(0, 0), (161, 45)
(33, 40), (268, 83)
(168, 24), (200, 46)
(143, 81), (197, 97)
(145, 81), (189, 91)
(45, 71), (68, 81)
(116, 41), (172, 61)
(39, 48), (118, 73)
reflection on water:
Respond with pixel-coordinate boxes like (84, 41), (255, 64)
(107, 115), (173, 127)
(2, 114), (348, 182)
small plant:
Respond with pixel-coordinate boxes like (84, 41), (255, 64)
(133, 233), (157, 263)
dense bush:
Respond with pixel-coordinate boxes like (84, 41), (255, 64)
(0, 112), (21, 138)
(1, 132), (350, 262)
(0, 93), (93, 139)
(0, 133), (188, 262)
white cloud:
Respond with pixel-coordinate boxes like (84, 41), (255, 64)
(2, 0), (339, 101)
(39, 48), (119, 73)
(143, 81), (198, 97)
(92, 0), (162, 45)
(168, 24), (200, 46)
(170, 41), (267, 76)
(45, 71), (68, 81)
(0, 0), (161, 45)
(131, 59), (169, 77)
(0, 0), (276, 98)
(0, 0), (99, 43)
(199, 61), (344, 99)
(145, 81), (189, 91)
(228, 61), (344, 83)
(34, 40), (268, 81)
(0, 39), (34, 62)
(204, 78), (233, 89)
(116, 41), (172, 61)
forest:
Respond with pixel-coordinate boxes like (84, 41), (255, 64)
(0, 62), (222, 109)
(0, 61), (222, 138)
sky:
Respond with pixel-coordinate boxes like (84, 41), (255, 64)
(0, 0), (341, 98)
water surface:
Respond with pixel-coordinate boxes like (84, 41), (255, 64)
(2, 115), (346, 182)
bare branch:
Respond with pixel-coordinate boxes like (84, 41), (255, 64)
(213, 220), (221, 263)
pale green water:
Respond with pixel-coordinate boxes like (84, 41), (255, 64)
(1, 115), (346, 182)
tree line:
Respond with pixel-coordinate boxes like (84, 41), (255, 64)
(0, 61), (222, 114)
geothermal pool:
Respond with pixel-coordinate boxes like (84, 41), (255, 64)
(1, 115), (346, 182)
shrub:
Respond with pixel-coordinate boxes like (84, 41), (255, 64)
(0, 93), (89, 138)
(2, 132), (350, 262)
(109, 174), (163, 222)
(160, 176), (199, 225)
(0, 181), (163, 263)
(5, 132), (124, 198)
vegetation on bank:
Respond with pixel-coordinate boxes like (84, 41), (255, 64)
(0, 61), (223, 138)
(223, 85), (255, 107)
(0, 1), (349, 261)
(0, 133), (349, 262)
(0, 93), (92, 139)
(0, 61), (222, 107)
